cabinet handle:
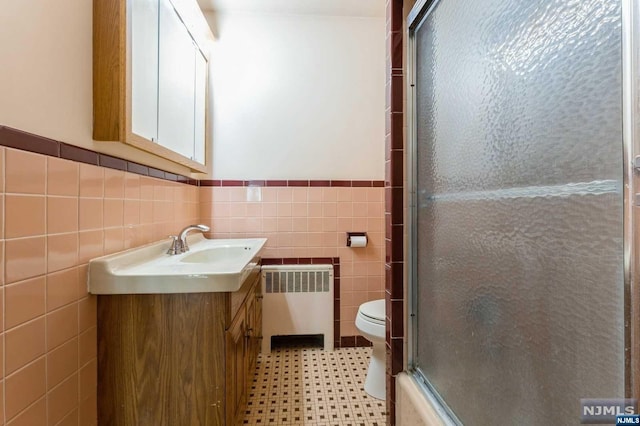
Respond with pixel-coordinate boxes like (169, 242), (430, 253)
(256, 295), (264, 300)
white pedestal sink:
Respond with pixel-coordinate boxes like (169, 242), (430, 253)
(88, 234), (267, 294)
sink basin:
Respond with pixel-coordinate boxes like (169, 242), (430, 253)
(180, 246), (254, 264)
(88, 234), (267, 294)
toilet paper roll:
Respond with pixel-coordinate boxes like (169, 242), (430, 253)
(350, 235), (367, 248)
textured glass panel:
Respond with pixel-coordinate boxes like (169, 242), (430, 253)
(413, 0), (624, 424)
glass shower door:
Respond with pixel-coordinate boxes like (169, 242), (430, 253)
(410, 0), (625, 424)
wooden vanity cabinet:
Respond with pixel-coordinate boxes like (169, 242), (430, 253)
(98, 269), (262, 426)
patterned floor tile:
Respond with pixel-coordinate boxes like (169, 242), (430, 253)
(242, 346), (386, 425)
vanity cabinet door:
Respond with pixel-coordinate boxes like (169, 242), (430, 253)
(226, 304), (247, 426)
(158, 0), (196, 160)
(131, 0), (159, 142)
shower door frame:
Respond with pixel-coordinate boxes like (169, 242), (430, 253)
(404, 0), (640, 418)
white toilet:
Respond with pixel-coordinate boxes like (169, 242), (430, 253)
(355, 299), (386, 400)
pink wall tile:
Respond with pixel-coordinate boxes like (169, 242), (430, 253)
(337, 188), (352, 202)
(124, 174), (140, 200)
(47, 373), (78, 425)
(5, 358), (46, 421)
(79, 359), (97, 403)
(5, 195), (45, 238)
(321, 188), (337, 202)
(7, 396), (46, 426)
(291, 203), (307, 217)
(5, 238), (46, 284)
(276, 188), (293, 202)
(276, 203), (292, 217)
(47, 233), (78, 273)
(103, 199), (124, 228)
(78, 230), (104, 265)
(79, 165), (104, 198)
(229, 202), (247, 217)
(79, 327), (97, 367)
(47, 158), (79, 197)
(228, 188), (245, 202)
(1, 146), (200, 426)
(5, 149), (46, 195)
(46, 267), (78, 312)
(123, 200), (141, 226)
(57, 408), (79, 426)
(103, 170), (125, 199)
(78, 298), (96, 333)
(46, 303), (78, 350)
(308, 188), (322, 202)
(78, 394), (97, 426)
(79, 198), (103, 231)
(4, 277), (46, 330)
(5, 318), (46, 376)
(47, 197), (78, 234)
(292, 188), (307, 202)
(104, 228), (125, 254)
(46, 337), (78, 389)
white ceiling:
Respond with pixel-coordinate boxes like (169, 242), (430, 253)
(197, 0), (385, 17)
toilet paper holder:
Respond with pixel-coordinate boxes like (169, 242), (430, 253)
(346, 232), (368, 247)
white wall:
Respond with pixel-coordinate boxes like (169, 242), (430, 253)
(209, 12), (385, 180)
(0, 0), (194, 176)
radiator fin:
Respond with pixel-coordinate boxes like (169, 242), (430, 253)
(264, 269), (331, 293)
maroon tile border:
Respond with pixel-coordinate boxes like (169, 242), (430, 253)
(0, 125), (197, 185)
(98, 153), (127, 171)
(0, 126), (59, 157)
(340, 335), (372, 348)
(385, 0), (405, 423)
(60, 143), (99, 165)
(266, 180), (287, 187)
(263, 257), (343, 348)
(127, 162), (149, 176)
(199, 179), (385, 188)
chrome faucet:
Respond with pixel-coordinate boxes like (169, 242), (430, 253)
(167, 224), (210, 255)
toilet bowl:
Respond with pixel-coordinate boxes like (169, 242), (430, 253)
(355, 299), (386, 400)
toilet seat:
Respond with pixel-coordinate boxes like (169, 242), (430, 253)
(358, 300), (385, 325)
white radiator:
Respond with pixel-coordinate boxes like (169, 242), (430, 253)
(261, 264), (334, 352)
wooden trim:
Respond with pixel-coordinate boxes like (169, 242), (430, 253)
(125, 133), (208, 173)
(93, 0), (126, 141)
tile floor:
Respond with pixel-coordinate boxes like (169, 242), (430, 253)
(243, 346), (386, 425)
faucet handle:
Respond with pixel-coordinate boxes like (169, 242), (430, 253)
(166, 235), (181, 255)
